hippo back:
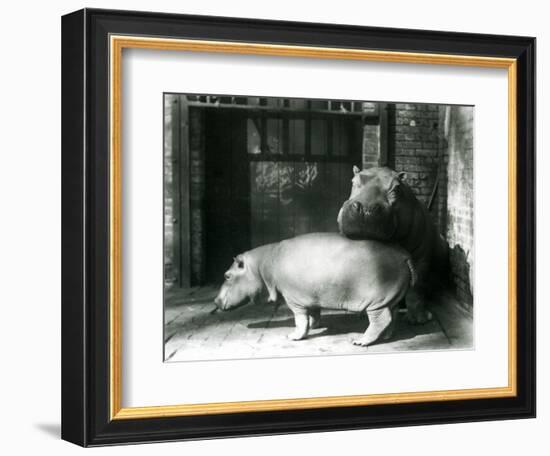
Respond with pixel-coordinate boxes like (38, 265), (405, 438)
(270, 233), (414, 310)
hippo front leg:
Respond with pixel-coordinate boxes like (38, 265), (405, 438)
(353, 307), (395, 347)
(288, 309), (310, 341)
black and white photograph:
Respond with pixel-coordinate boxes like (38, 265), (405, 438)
(163, 94), (474, 362)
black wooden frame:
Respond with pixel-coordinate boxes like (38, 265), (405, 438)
(62, 8), (536, 447)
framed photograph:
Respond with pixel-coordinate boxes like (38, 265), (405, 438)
(61, 8), (535, 446)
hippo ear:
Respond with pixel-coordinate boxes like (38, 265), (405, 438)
(353, 165), (360, 175)
(397, 171), (407, 182)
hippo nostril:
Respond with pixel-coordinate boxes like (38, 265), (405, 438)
(351, 201), (362, 212)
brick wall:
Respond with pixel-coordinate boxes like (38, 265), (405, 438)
(164, 95), (175, 285)
(445, 106), (474, 306)
(388, 103), (473, 307)
(164, 97), (206, 287)
(390, 103), (446, 232)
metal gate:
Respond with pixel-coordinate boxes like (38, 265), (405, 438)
(203, 100), (363, 282)
(168, 95), (370, 286)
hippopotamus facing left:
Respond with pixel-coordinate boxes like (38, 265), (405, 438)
(214, 233), (415, 346)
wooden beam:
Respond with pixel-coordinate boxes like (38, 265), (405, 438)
(170, 96), (182, 287)
(171, 95), (191, 288)
(187, 101), (377, 119)
(247, 153), (358, 163)
(178, 96), (191, 288)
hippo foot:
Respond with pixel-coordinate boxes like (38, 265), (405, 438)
(406, 309), (433, 325)
(287, 330), (307, 341)
(352, 337), (373, 347)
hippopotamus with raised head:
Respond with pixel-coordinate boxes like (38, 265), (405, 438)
(214, 233), (415, 346)
(337, 166), (448, 324)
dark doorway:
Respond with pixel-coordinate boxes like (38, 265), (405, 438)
(202, 107), (362, 283)
(204, 109), (251, 283)
(176, 97), (365, 286)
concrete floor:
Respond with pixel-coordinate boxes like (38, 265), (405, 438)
(164, 285), (473, 362)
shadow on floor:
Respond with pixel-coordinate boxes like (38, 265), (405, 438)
(248, 312), (439, 343)
(166, 301), (281, 333)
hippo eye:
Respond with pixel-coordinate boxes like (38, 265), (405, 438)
(237, 260), (244, 269)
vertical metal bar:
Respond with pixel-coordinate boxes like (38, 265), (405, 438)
(305, 100), (311, 157)
(283, 99), (289, 154)
(327, 118), (333, 157)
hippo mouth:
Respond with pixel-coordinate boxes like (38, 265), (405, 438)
(216, 298), (251, 312)
(215, 290), (255, 311)
(338, 201), (396, 241)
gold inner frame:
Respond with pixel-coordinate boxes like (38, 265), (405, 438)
(109, 35), (518, 420)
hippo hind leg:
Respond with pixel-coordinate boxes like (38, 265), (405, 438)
(405, 260), (433, 324)
(353, 307), (396, 347)
(308, 307), (321, 329)
(382, 306), (400, 341)
(405, 287), (433, 325)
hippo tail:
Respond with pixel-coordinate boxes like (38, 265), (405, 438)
(405, 258), (417, 288)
